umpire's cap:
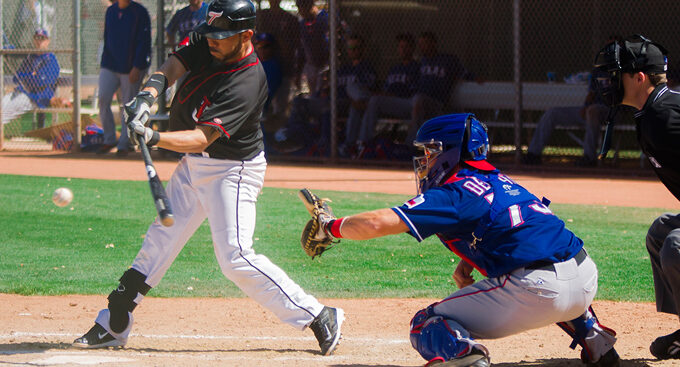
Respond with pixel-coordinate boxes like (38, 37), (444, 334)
(194, 0), (256, 40)
(595, 34), (668, 75)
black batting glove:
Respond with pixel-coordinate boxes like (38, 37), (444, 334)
(125, 91), (158, 146)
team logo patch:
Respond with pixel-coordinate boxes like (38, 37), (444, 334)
(207, 11), (223, 25)
(213, 117), (222, 124)
(404, 194), (425, 209)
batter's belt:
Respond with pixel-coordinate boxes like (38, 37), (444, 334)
(525, 248), (588, 272)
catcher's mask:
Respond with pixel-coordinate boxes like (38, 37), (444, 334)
(413, 113), (494, 194)
(194, 0), (256, 40)
(593, 34), (667, 158)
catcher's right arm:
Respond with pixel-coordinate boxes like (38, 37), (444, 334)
(298, 188), (338, 259)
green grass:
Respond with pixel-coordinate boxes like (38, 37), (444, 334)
(0, 174), (669, 302)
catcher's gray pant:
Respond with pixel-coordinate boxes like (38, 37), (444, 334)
(527, 104), (609, 161)
(1, 91), (35, 125)
(94, 152), (326, 342)
(430, 251), (615, 361)
(98, 67), (146, 150)
(647, 212), (680, 316)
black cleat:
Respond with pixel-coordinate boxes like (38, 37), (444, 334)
(650, 329), (680, 360)
(309, 306), (344, 355)
(73, 323), (125, 349)
(425, 348), (490, 367)
(582, 347), (620, 367)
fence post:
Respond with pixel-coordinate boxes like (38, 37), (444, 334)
(72, 0), (82, 152)
(329, 0), (338, 161)
(512, 0), (522, 164)
(0, 0), (4, 151)
(156, 0), (166, 114)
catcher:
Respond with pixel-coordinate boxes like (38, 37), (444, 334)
(299, 113), (620, 367)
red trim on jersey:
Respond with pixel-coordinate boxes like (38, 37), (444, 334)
(464, 160), (496, 171)
(179, 59), (260, 104)
(171, 52), (189, 71)
(440, 236), (488, 277)
(232, 46), (254, 64)
(195, 96), (211, 120)
(197, 120), (231, 138)
(443, 174), (465, 185)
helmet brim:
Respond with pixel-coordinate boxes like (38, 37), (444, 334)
(464, 160), (496, 171)
(194, 22), (242, 40)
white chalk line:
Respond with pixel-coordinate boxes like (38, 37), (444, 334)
(0, 330), (407, 344)
(0, 331), (410, 364)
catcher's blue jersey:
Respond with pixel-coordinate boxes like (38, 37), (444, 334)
(392, 169), (583, 278)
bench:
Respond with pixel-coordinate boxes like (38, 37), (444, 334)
(373, 81), (635, 161)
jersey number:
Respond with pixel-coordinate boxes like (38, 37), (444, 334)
(508, 202), (553, 227)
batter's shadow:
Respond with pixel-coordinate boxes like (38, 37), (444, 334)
(0, 341), (74, 352)
(123, 346), (322, 355)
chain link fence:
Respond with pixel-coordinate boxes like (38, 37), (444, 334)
(263, 0), (680, 171)
(2, 0), (678, 172)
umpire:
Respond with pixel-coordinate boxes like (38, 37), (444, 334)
(73, 0), (344, 355)
(595, 34), (680, 360)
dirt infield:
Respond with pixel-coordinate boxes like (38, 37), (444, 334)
(1, 152), (679, 366)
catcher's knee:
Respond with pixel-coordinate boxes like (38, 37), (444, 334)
(107, 268), (151, 333)
(409, 306), (484, 361)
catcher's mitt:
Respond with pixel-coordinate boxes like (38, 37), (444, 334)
(298, 188), (338, 259)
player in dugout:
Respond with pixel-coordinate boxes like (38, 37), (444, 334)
(299, 113), (620, 367)
(593, 34), (680, 361)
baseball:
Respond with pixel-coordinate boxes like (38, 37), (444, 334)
(52, 187), (73, 207)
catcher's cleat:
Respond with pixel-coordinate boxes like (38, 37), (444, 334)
(582, 347), (621, 367)
(424, 348), (490, 367)
(309, 306), (345, 355)
(73, 323), (125, 349)
(650, 329), (680, 360)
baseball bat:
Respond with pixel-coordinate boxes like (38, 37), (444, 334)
(137, 134), (174, 226)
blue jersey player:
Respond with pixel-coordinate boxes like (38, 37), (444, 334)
(305, 113), (620, 367)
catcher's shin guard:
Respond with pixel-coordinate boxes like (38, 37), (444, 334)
(410, 306), (489, 364)
(557, 306), (618, 365)
(107, 268), (151, 333)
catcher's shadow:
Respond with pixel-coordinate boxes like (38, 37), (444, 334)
(491, 358), (654, 366)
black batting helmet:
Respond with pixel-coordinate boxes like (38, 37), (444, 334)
(194, 0), (256, 40)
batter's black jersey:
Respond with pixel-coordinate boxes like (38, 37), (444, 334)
(636, 84), (680, 201)
(169, 38), (267, 160)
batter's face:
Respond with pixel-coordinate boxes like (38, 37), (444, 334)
(207, 31), (252, 63)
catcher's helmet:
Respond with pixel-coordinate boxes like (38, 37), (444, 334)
(593, 34), (668, 106)
(413, 113), (494, 194)
(194, 0), (256, 40)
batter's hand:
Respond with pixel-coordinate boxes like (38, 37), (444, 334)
(128, 119), (159, 146)
(452, 260), (475, 289)
(125, 90), (156, 145)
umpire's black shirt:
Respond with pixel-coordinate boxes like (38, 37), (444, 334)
(168, 38), (267, 161)
(636, 84), (680, 201)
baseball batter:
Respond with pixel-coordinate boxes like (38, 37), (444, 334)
(72, 0), (343, 355)
(300, 113), (620, 367)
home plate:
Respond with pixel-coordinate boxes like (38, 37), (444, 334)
(30, 354), (134, 365)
